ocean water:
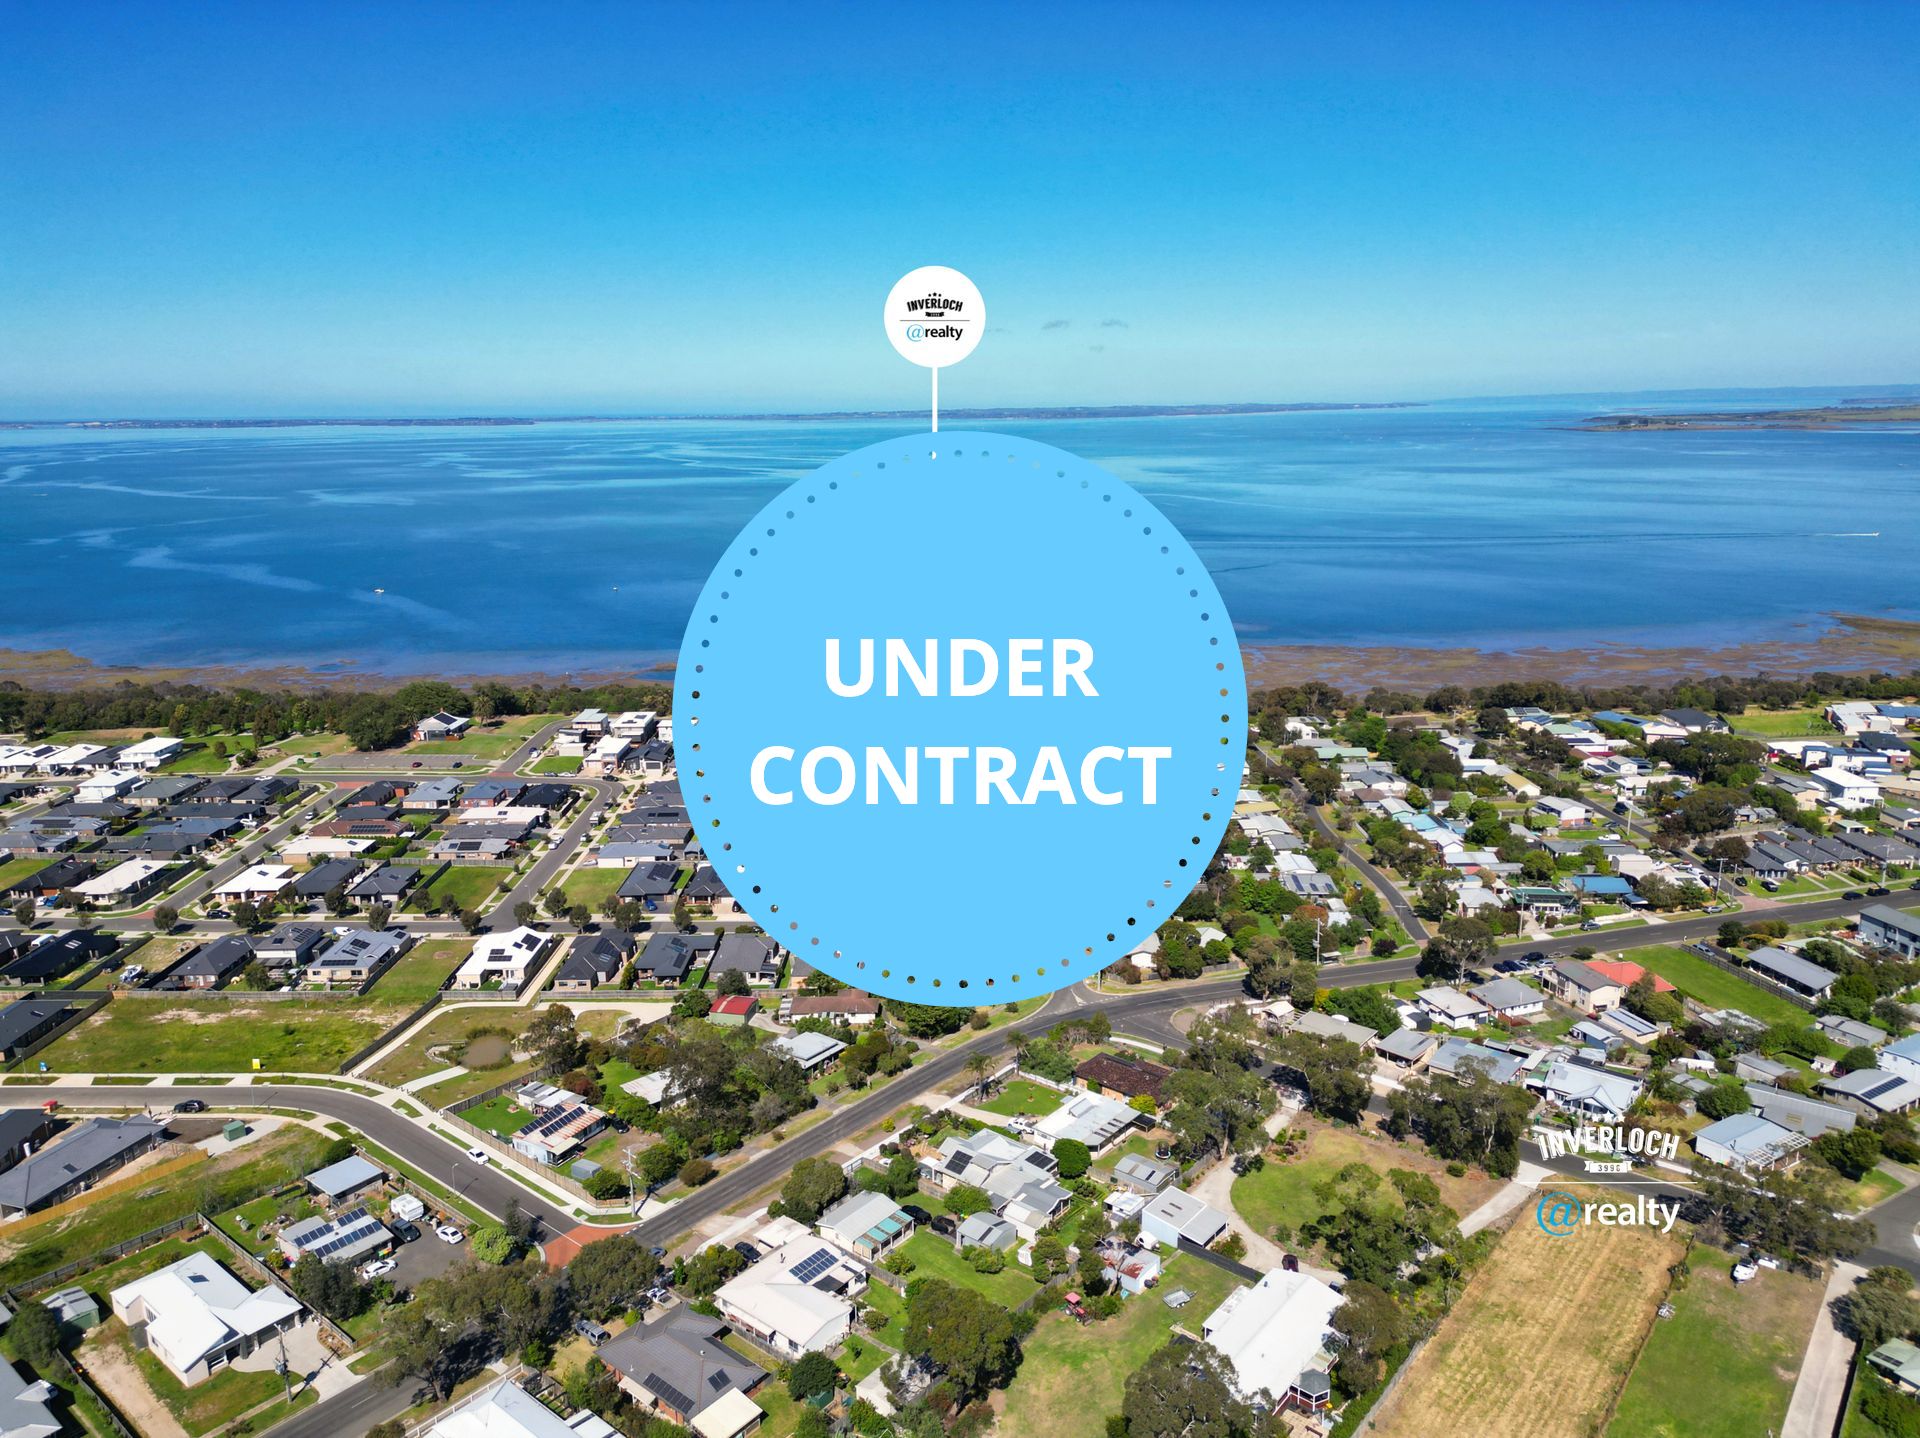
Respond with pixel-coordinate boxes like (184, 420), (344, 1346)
(1, 395), (1916, 676)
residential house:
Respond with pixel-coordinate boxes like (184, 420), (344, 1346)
(616, 861), (682, 904)
(1075, 1051), (1174, 1105)
(1288, 1011), (1378, 1046)
(712, 1237), (861, 1357)
(109, 1252), (304, 1386)
(1111, 1154), (1177, 1194)
(1545, 958), (1627, 1014)
(634, 932), (714, 985)
(600, 1310), (766, 1434)
(427, 1380), (623, 1438)
(212, 864), (294, 904)
(817, 1190), (913, 1260)
(1469, 977), (1547, 1020)
(0, 999), (82, 1063)
(783, 989), (880, 1027)
(304, 1154), (385, 1204)
(707, 934), (782, 988)
(0, 1116), (168, 1216)
(1743, 946), (1838, 998)
(1745, 1084), (1857, 1139)
(1, 857), (93, 901)
(1140, 1186), (1231, 1250)
(1370, 1028), (1438, 1069)
(347, 863), (419, 902)
(250, 924), (326, 973)
(509, 1091), (606, 1167)
(1427, 1038), (1527, 1086)
(1201, 1268), (1342, 1412)
(452, 926), (553, 991)
(71, 858), (176, 907)
(1694, 1113), (1806, 1172)
(1533, 796), (1596, 828)
(551, 932), (635, 993)
(682, 866), (740, 914)
(954, 1212), (1018, 1252)
(708, 995), (757, 1026)
(411, 712), (470, 742)
(1863, 905), (1920, 960)
(278, 1208), (392, 1266)
(1817, 1068), (1920, 1116)
(292, 858), (364, 903)
(768, 1030), (845, 1073)
(1416, 986), (1489, 1029)
(1818, 1015), (1889, 1052)
(0, 1355), (60, 1438)
(3, 930), (117, 986)
(1868, 1340), (1920, 1397)
(0, 1109), (59, 1172)
(171, 934), (255, 989)
(308, 928), (411, 989)
(921, 1130), (1071, 1238)
(1031, 1091), (1143, 1153)
(1530, 1059), (1642, 1121)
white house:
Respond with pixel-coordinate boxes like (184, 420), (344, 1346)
(453, 926), (554, 990)
(1415, 986), (1488, 1030)
(1808, 765), (1879, 811)
(212, 864), (295, 903)
(1201, 1268), (1342, 1410)
(118, 736), (186, 770)
(427, 1379), (618, 1438)
(109, 1252), (304, 1386)
(1469, 977), (1546, 1020)
(712, 1236), (860, 1357)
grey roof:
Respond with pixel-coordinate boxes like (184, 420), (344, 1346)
(0, 1116), (165, 1210)
(1744, 946), (1837, 993)
(615, 860), (681, 900)
(1818, 1068), (1920, 1110)
(173, 934), (254, 982)
(600, 1308), (766, 1416)
(635, 931), (714, 979)
(1552, 958), (1616, 993)
(1470, 977), (1542, 1011)
(0, 999), (78, 1053)
(1429, 1038), (1525, 1085)
(709, 933), (781, 978)
(1745, 1083), (1857, 1136)
(1112, 1154), (1177, 1189)
(955, 1212), (1017, 1250)
(555, 932), (633, 986)
(251, 924), (326, 960)
(1863, 904), (1920, 942)
(305, 1154), (383, 1198)
(1373, 1027), (1439, 1063)
(312, 928), (408, 971)
(818, 1189), (907, 1240)
(0, 1355), (59, 1438)
(1290, 1010), (1377, 1045)
(347, 864), (418, 899)
(1817, 1015), (1889, 1049)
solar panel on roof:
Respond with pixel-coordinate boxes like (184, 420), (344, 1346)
(789, 1248), (836, 1283)
(645, 1374), (695, 1415)
(708, 1373), (729, 1391)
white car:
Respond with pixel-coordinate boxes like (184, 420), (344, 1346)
(435, 1224), (465, 1244)
(466, 1146), (491, 1164)
(360, 1257), (397, 1279)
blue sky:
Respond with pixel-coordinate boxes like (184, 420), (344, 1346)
(3, 3), (1916, 415)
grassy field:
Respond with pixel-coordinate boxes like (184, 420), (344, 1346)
(977, 1079), (1065, 1118)
(999, 1254), (1241, 1438)
(0, 1126), (330, 1290)
(886, 1231), (1045, 1309)
(1623, 945), (1813, 1027)
(529, 754), (583, 774)
(39, 996), (410, 1072)
(365, 1005), (526, 1088)
(1372, 1196), (1684, 1438)
(157, 737), (251, 774)
(560, 867), (627, 912)
(0, 856), (51, 889)
(1232, 1121), (1507, 1240)
(1732, 708), (1833, 737)
(367, 938), (471, 1002)
(411, 864), (511, 913)
(1609, 1248), (1823, 1438)
(407, 713), (557, 758)
(460, 1093), (536, 1136)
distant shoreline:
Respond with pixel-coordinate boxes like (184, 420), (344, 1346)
(1576, 402), (1920, 432)
(0, 401), (1422, 431)
(7, 612), (1920, 694)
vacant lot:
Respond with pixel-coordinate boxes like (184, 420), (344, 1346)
(1732, 708), (1833, 738)
(977, 1079), (1064, 1118)
(1609, 1247), (1823, 1438)
(365, 1005), (526, 1088)
(529, 753), (583, 774)
(367, 939), (471, 1002)
(411, 865), (511, 913)
(1233, 1120), (1506, 1240)
(1371, 1197), (1683, 1438)
(40, 996), (410, 1073)
(559, 867), (626, 912)
(1623, 945), (1812, 1028)
(1000, 1254), (1241, 1438)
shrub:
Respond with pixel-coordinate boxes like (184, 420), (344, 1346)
(471, 1224), (517, 1264)
(679, 1158), (716, 1187)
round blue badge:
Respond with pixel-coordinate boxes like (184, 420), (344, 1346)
(675, 431), (1246, 1002)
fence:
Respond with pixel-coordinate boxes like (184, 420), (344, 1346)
(2, 988), (113, 1072)
(444, 1080), (603, 1205)
(337, 990), (444, 1073)
(1694, 943), (1818, 1013)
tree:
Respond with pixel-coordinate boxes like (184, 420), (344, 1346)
(1121, 1340), (1255, 1438)
(1624, 974), (1685, 1027)
(714, 967), (751, 998)
(9, 897), (31, 928)
(459, 908), (484, 935)
(1052, 1138), (1091, 1179)
(317, 1137), (356, 1168)
(1696, 1082), (1752, 1121)
(781, 1157), (848, 1223)
(471, 1224), (517, 1263)
(289, 1254), (367, 1322)
(153, 904), (178, 933)
(1840, 1044), (1880, 1074)
(897, 1279), (1024, 1404)
(1268, 1031), (1370, 1123)
(944, 1183), (992, 1217)
(1814, 1125), (1884, 1182)
(889, 1002), (969, 1039)
(1417, 917), (1495, 981)
(964, 1051), (994, 1096)
(1836, 1267), (1920, 1350)
(1330, 1280), (1414, 1393)
(679, 1157), (715, 1187)
(514, 902), (538, 927)
(524, 1005), (584, 1075)
(788, 1351), (838, 1401)
(7, 1300), (61, 1370)
(568, 1235), (661, 1317)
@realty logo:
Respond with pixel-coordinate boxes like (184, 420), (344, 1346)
(1535, 1189), (1680, 1237)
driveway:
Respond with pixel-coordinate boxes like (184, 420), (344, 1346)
(1783, 1262), (1866, 1438)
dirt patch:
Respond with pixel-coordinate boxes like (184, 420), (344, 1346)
(78, 1326), (190, 1438)
(1370, 1198), (1683, 1438)
(458, 1033), (514, 1069)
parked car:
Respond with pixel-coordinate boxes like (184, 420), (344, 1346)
(645, 1286), (672, 1304)
(731, 1241), (761, 1264)
(1867, 886), (1892, 897)
(451, 761), (464, 769)
(205, 908), (231, 920)
(171, 1099), (207, 1114)
(361, 1258), (398, 1280)
(392, 1221), (422, 1244)
(1843, 890), (1865, 900)
(435, 1224), (465, 1244)
(648, 1246), (667, 1260)
(1495, 958), (1525, 973)
(573, 1318), (611, 1345)
(467, 1146), (491, 1164)
(410, 760), (423, 769)
(1523, 950), (1547, 964)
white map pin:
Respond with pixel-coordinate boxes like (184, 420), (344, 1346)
(883, 265), (984, 431)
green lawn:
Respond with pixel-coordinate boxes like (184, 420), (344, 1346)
(368, 939), (471, 1002)
(460, 1093), (535, 1136)
(408, 713), (557, 758)
(560, 867), (627, 912)
(999, 1255), (1242, 1438)
(366, 1006), (528, 1088)
(1732, 708), (1833, 738)
(158, 737), (252, 774)
(0, 1127), (331, 1290)
(1840, 1165), (1907, 1212)
(1623, 945), (1814, 1028)
(892, 1230), (1047, 1308)
(412, 865), (511, 913)
(38, 996), (411, 1073)
(977, 1079), (1065, 1118)
(529, 754), (583, 774)
(1844, 1358), (1904, 1438)
(1609, 1249), (1824, 1438)
(0, 856), (51, 889)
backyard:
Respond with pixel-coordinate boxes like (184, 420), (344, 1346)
(1231, 1120), (1507, 1241)
(976, 1079), (1065, 1119)
(1371, 1195), (1684, 1438)
(998, 1254), (1242, 1438)
(1609, 1245), (1823, 1438)
(368, 938), (472, 1002)
(38, 997), (412, 1073)
(1622, 945), (1813, 1028)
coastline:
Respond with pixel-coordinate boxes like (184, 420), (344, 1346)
(8, 613), (1919, 695)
